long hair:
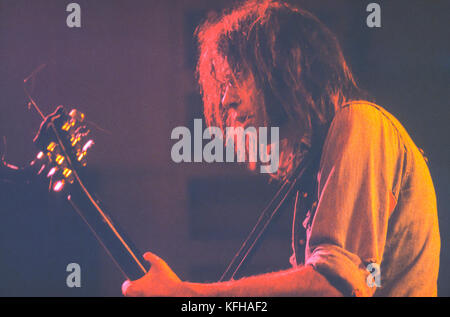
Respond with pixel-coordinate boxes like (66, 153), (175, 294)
(196, 0), (366, 180)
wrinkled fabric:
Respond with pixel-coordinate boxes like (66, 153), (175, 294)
(298, 101), (440, 296)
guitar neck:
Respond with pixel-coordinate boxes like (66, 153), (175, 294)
(67, 180), (150, 281)
(30, 106), (150, 281)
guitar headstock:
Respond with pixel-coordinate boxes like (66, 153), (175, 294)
(33, 106), (94, 192)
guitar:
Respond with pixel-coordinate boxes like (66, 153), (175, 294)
(2, 105), (315, 284)
(30, 106), (150, 281)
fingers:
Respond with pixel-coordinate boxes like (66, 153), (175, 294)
(122, 252), (182, 296)
(121, 280), (132, 296)
(121, 253), (158, 297)
(121, 252), (159, 297)
(122, 279), (143, 297)
(143, 251), (164, 269)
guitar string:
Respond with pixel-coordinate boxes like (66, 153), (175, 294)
(50, 122), (149, 276)
(24, 66), (148, 278)
(67, 197), (129, 279)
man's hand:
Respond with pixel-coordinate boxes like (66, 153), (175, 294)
(122, 252), (344, 297)
(122, 252), (195, 297)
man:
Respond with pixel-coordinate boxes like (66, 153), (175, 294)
(123, 0), (440, 296)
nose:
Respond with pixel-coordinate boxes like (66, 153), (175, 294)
(221, 83), (240, 109)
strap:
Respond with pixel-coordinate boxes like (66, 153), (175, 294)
(219, 151), (318, 281)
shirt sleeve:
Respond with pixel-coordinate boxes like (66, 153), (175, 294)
(304, 103), (403, 297)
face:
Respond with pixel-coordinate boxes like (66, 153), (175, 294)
(218, 65), (302, 179)
(217, 70), (266, 170)
(208, 60), (299, 178)
(220, 71), (267, 130)
(219, 69), (305, 148)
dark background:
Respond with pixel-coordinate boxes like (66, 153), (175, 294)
(0, 0), (448, 296)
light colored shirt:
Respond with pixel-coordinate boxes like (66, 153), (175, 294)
(301, 101), (440, 296)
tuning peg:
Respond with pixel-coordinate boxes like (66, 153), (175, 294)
(62, 168), (72, 178)
(69, 109), (85, 122)
(34, 150), (51, 176)
(53, 180), (65, 192)
(47, 142), (57, 152)
(61, 119), (76, 132)
(47, 166), (58, 178)
(82, 140), (94, 152)
(76, 151), (86, 162)
(55, 154), (65, 165)
(37, 164), (46, 176)
(70, 134), (80, 147)
(62, 167), (74, 184)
